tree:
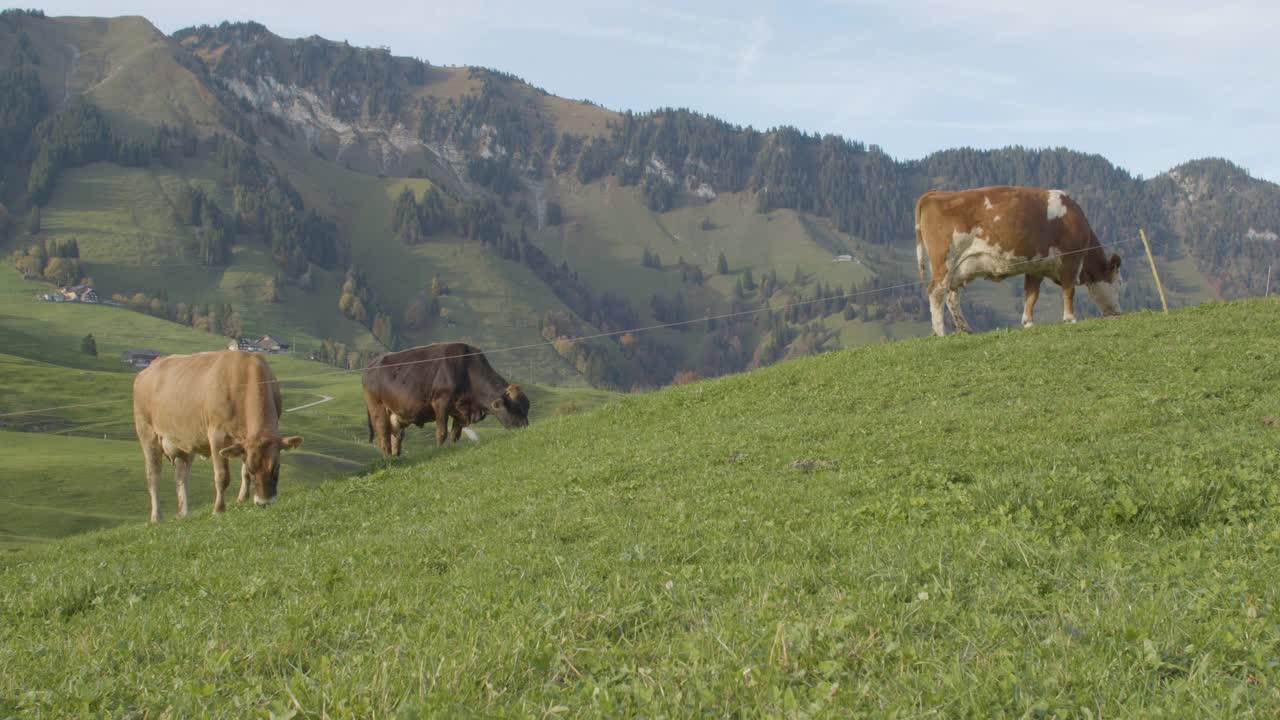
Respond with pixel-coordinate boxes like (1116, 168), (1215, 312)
(222, 308), (243, 338)
(80, 333), (97, 356)
(27, 206), (40, 235)
(717, 252), (729, 275)
(0, 203), (11, 240)
(672, 369), (699, 385)
(43, 256), (80, 285)
(431, 274), (448, 297)
(261, 273), (284, 303)
(545, 200), (563, 226)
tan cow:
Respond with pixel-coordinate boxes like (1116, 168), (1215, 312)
(915, 185), (1123, 336)
(132, 350), (303, 522)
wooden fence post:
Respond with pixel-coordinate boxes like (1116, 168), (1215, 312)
(1139, 228), (1168, 314)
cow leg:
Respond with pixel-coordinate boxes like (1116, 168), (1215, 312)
(391, 427), (406, 456)
(174, 454), (193, 517)
(237, 462), (250, 503)
(367, 400), (393, 457)
(141, 437), (164, 523)
(211, 440), (231, 515)
(1062, 284), (1077, 323)
(433, 398), (451, 446)
(927, 277), (947, 337)
(449, 414), (464, 443)
(946, 288), (972, 333)
(944, 269), (973, 334)
(1022, 276), (1043, 328)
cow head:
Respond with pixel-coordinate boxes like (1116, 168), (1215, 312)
(1083, 253), (1123, 316)
(489, 384), (530, 429)
(220, 434), (304, 506)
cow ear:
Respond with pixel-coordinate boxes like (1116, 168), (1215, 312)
(506, 384), (521, 398)
(219, 444), (245, 458)
(280, 436), (304, 450)
(1109, 254), (1122, 272)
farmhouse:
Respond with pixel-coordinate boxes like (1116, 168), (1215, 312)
(51, 285), (99, 302)
(227, 335), (292, 353)
(257, 335), (291, 353)
(121, 348), (163, 369)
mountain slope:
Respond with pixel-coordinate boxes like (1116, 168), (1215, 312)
(2, 12), (1278, 394)
(3, 300), (1279, 715)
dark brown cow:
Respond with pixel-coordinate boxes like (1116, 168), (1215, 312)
(915, 185), (1123, 336)
(362, 342), (530, 456)
(132, 350), (303, 522)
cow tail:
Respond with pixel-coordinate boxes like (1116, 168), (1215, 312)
(915, 223), (928, 282)
(913, 195), (929, 282)
(366, 409), (373, 444)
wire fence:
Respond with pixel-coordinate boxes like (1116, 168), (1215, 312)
(0, 233), (1148, 422)
(10, 229), (1269, 430)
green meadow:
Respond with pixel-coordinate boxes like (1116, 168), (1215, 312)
(2, 300), (1278, 716)
(0, 269), (615, 549)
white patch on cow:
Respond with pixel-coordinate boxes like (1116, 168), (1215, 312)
(1021, 313), (1034, 328)
(1046, 190), (1068, 221)
(462, 427), (480, 442)
(984, 196), (994, 210)
(993, 215), (1001, 222)
(948, 230), (1020, 281)
(1086, 281), (1122, 316)
(254, 495), (275, 507)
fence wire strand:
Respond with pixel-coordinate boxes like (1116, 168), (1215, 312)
(0, 234), (1145, 420)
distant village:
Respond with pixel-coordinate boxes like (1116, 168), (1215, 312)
(36, 285), (293, 370)
(119, 335), (293, 370)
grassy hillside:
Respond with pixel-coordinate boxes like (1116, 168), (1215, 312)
(7, 15), (224, 137)
(0, 269), (616, 549)
(7, 12), (1254, 397)
(2, 300), (1277, 715)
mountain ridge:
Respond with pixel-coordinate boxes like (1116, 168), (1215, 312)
(2, 10), (1277, 391)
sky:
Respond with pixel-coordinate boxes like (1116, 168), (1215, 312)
(37, 0), (1280, 183)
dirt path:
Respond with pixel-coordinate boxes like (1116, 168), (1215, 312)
(285, 395), (334, 413)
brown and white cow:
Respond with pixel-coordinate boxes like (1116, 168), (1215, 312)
(132, 350), (303, 522)
(915, 185), (1123, 336)
(362, 342), (530, 456)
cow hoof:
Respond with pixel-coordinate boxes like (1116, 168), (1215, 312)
(1022, 320), (1034, 328)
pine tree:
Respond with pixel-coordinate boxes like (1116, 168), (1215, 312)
(80, 333), (97, 356)
(717, 252), (729, 275)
